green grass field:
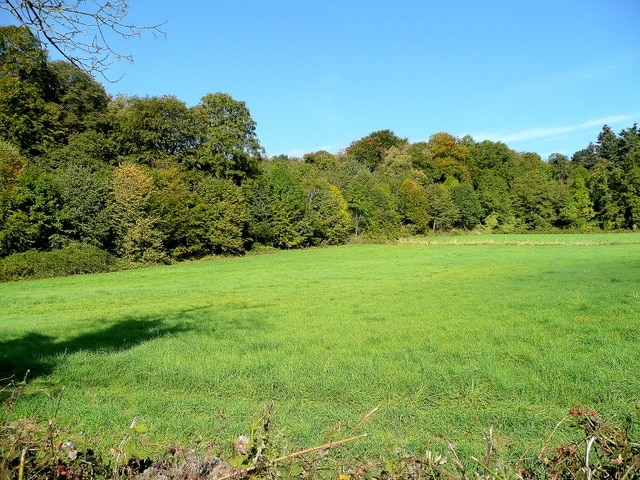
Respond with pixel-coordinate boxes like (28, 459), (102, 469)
(1, 233), (639, 463)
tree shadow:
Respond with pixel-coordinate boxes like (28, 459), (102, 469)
(0, 315), (191, 385)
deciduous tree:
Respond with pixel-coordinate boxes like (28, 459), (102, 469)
(47, 60), (109, 136)
(188, 177), (249, 255)
(394, 177), (429, 233)
(345, 129), (407, 172)
(450, 182), (483, 229)
(0, 27), (57, 153)
(0, 166), (59, 254)
(559, 168), (595, 229)
(107, 162), (167, 262)
(548, 153), (573, 183)
(51, 163), (109, 247)
(299, 164), (351, 245)
(191, 93), (264, 182)
(0, 140), (26, 254)
(111, 95), (196, 164)
(246, 160), (310, 248)
(426, 132), (471, 183)
(424, 184), (459, 231)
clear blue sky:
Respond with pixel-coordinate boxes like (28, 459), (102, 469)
(3, 1), (640, 159)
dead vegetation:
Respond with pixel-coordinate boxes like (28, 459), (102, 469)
(2, 380), (639, 479)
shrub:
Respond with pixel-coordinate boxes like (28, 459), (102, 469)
(0, 243), (117, 282)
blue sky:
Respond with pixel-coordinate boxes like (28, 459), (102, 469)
(3, 1), (639, 159)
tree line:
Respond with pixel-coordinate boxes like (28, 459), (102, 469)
(1, 25), (639, 271)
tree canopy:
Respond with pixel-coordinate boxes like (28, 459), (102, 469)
(1, 28), (639, 275)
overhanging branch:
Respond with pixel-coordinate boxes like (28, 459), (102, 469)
(0, 0), (166, 80)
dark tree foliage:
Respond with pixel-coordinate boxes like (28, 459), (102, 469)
(0, 25), (51, 88)
(111, 95), (197, 163)
(52, 163), (110, 247)
(0, 26), (110, 153)
(245, 160), (311, 249)
(587, 124), (640, 229)
(47, 60), (109, 135)
(548, 153), (573, 183)
(187, 177), (249, 255)
(451, 182), (483, 229)
(571, 143), (598, 169)
(189, 93), (264, 182)
(0, 166), (60, 255)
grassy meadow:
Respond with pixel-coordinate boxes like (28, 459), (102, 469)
(1, 233), (639, 463)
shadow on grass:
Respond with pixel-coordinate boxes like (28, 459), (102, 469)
(0, 315), (191, 384)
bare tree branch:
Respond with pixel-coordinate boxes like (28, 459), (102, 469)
(0, 0), (165, 80)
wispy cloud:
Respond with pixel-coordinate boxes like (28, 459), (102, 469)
(468, 114), (635, 145)
(522, 62), (630, 93)
(505, 53), (638, 99)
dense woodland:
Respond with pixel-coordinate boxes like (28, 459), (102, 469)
(1, 25), (640, 269)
